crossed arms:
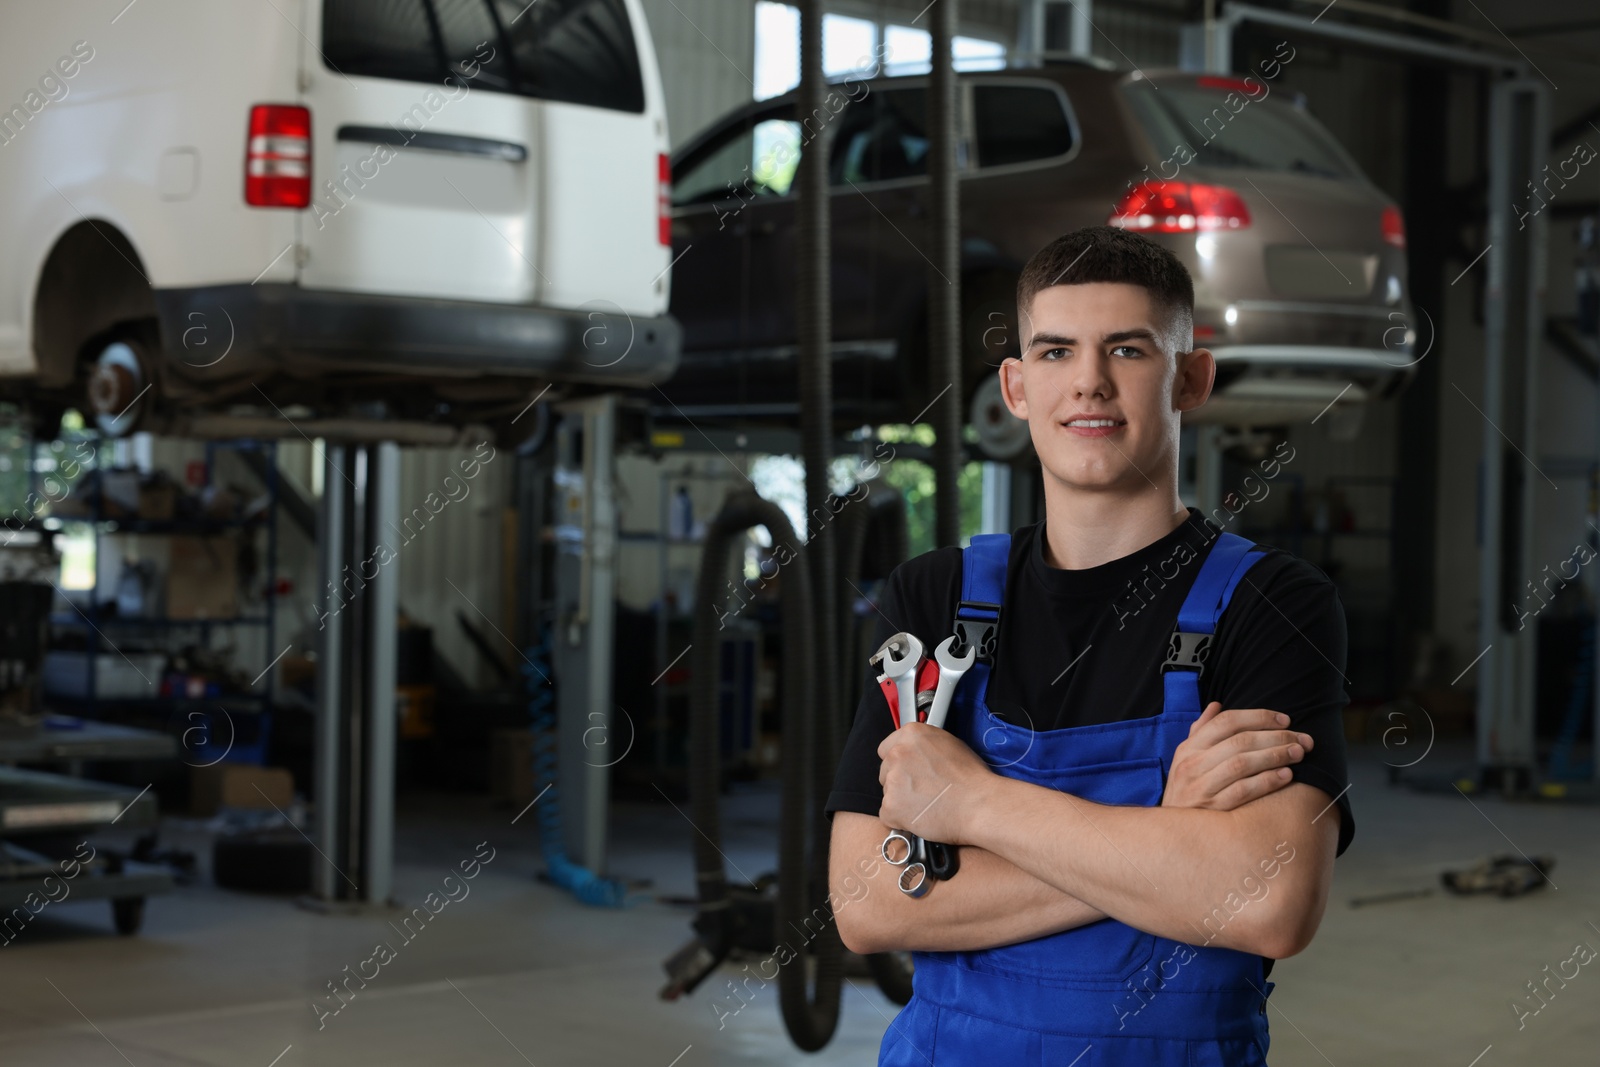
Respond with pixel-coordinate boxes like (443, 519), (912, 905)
(830, 703), (1341, 960)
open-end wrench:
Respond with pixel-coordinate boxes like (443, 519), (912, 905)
(870, 632), (925, 729)
(924, 635), (976, 730)
(910, 635), (974, 882)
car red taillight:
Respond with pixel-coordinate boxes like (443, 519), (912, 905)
(1196, 75), (1254, 93)
(1110, 180), (1251, 233)
(658, 153), (672, 246)
(1381, 204), (1406, 249)
(245, 105), (311, 208)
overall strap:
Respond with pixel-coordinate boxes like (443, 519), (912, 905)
(955, 533), (1010, 661)
(1161, 532), (1266, 718)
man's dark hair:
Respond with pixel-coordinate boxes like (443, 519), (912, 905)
(1016, 226), (1195, 349)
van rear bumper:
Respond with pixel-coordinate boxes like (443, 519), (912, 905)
(153, 284), (680, 386)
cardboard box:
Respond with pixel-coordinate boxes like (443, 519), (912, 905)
(166, 534), (238, 619)
(396, 683), (436, 739)
(139, 481), (177, 521)
(191, 764), (293, 816)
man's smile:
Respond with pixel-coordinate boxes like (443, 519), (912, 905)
(1061, 415), (1128, 437)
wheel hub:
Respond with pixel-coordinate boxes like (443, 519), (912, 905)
(87, 341), (146, 435)
(969, 376), (1031, 460)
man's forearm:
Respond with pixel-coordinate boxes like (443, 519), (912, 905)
(830, 814), (1108, 954)
(965, 778), (1335, 958)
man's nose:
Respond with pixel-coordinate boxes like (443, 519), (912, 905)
(1065, 349), (1113, 402)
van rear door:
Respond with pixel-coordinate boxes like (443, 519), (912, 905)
(300, 0), (668, 315)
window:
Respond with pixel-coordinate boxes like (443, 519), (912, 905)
(973, 84), (1074, 168)
(673, 114), (802, 206)
(754, 5), (1005, 98)
(322, 0), (645, 114)
(755, 4), (886, 101)
(1121, 81), (1358, 180)
(829, 89), (928, 185)
(882, 24), (1006, 76)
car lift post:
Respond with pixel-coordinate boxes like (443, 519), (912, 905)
(549, 395), (618, 873)
(1476, 79), (1549, 790)
(313, 441), (401, 905)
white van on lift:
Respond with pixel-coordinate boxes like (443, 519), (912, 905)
(0, 0), (679, 436)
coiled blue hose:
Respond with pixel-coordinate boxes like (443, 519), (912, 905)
(524, 628), (629, 907)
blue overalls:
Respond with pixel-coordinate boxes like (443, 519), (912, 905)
(879, 532), (1274, 1067)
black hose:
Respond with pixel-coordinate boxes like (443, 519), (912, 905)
(794, 0), (844, 1050)
(837, 488), (915, 1006)
(689, 491), (841, 1050)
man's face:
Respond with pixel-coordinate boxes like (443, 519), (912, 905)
(1000, 281), (1212, 494)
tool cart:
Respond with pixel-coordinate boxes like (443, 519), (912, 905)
(0, 553), (179, 938)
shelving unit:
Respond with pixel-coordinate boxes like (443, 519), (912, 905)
(40, 439), (281, 744)
(617, 467), (745, 772)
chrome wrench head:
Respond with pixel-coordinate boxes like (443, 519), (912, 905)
(871, 632), (924, 727)
(881, 829), (916, 866)
(924, 635), (977, 730)
(870, 632), (923, 677)
(897, 862), (930, 897)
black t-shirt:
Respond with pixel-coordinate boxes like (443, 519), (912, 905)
(825, 510), (1355, 967)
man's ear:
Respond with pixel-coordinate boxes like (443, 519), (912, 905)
(999, 358), (1029, 420)
(1174, 347), (1215, 413)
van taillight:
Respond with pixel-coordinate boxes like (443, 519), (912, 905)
(1110, 180), (1251, 232)
(245, 105), (311, 208)
(658, 153), (672, 245)
(1381, 204), (1406, 249)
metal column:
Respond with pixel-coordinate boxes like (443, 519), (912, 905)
(1068, 0), (1092, 57)
(1476, 80), (1550, 788)
(929, 0), (962, 549)
(313, 441), (401, 904)
(550, 396), (618, 874)
(1193, 425), (1225, 516)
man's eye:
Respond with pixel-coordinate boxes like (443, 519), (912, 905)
(1040, 347), (1067, 361)
(1112, 345), (1144, 359)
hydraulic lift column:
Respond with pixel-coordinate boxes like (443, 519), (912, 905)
(313, 441), (401, 904)
(550, 396), (618, 873)
(1476, 79), (1550, 790)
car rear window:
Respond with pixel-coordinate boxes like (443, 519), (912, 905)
(323, 0), (645, 114)
(973, 84), (1074, 168)
(1121, 80), (1357, 180)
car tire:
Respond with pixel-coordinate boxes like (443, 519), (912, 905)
(961, 273), (1032, 463)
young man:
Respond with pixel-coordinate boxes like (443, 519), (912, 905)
(825, 226), (1353, 1066)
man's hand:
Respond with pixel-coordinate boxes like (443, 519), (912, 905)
(877, 723), (994, 845)
(1162, 701), (1314, 810)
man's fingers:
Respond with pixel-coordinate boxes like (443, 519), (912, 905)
(1190, 707), (1296, 749)
(1189, 701), (1224, 737)
(1209, 766), (1296, 811)
(1187, 732), (1309, 785)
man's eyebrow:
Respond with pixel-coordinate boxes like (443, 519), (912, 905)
(1102, 328), (1161, 345)
(1026, 332), (1075, 349)
(1025, 328), (1161, 349)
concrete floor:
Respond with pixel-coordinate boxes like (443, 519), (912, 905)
(1, 739), (1596, 1066)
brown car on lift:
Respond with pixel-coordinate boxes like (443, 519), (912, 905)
(662, 56), (1415, 460)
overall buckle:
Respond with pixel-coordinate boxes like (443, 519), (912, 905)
(1161, 630), (1213, 675)
(952, 600), (1000, 662)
